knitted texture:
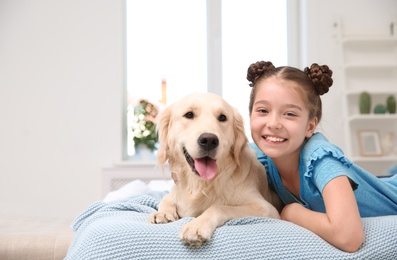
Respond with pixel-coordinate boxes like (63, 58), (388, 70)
(66, 191), (397, 260)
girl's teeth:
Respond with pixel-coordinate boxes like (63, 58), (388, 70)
(266, 136), (285, 142)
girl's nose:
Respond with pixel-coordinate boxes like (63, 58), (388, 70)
(266, 115), (282, 129)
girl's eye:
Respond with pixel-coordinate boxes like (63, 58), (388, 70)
(257, 108), (268, 114)
(285, 112), (297, 117)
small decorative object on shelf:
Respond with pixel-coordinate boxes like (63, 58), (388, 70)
(359, 91), (371, 114)
(357, 130), (383, 157)
(382, 132), (397, 156)
(374, 104), (387, 114)
(387, 95), (396, 114)
(131, 99), (159, 153)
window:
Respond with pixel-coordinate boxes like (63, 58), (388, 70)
(125, 0), (288, 158)
(221, 0), (288, 140)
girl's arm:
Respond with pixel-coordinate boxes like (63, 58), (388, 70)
(280, 176), (364, 252)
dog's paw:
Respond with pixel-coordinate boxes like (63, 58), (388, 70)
(149, 212), (179, 224)
(179, 220), (214, 247)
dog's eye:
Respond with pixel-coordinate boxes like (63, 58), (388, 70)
(218, 114), (227, 122)
(184, 111), (194, 119)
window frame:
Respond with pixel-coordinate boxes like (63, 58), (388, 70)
(121, 0), (299, 160)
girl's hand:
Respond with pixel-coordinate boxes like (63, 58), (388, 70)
(279, 176), (364, 253)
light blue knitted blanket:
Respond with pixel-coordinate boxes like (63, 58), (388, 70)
(65, 191), (397, 260)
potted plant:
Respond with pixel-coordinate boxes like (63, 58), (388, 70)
(131, 99), (159, 154)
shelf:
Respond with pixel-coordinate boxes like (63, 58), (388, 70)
(343, 68), (397, 92)
(344, 64), (397, 70)
(348, 114), (397, 121)
(342, 37), (397, 67)
(352, 156), (397, 162)
(352, 156), (397, 176)
(346, 91), (397, 116)
(342, 36), (397, 45)
(351, 156), (397, 176)
(340, 31), (397, 176)
(346, 90), (397, 96)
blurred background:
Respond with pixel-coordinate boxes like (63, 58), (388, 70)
(0, 0), (396, 221)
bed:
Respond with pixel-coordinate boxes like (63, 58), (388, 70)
(65, 180), (397, 260)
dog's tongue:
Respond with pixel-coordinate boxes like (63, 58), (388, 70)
(194, 157), (217, 180)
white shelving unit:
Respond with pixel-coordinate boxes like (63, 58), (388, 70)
(338, 27), (397, 176)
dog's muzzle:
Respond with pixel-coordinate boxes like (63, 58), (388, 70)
(183, 133), (219, 180)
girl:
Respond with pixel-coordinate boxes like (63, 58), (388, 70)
(247, 61), (397, 252)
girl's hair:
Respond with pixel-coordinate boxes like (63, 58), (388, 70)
(246, 61), (333, 123)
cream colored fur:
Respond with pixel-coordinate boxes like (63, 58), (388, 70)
(149, 92), (282, 247)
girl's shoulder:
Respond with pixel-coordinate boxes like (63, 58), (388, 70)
(302, 133), (353, 177)
(303, 132), (336, 153)
(303, 132), (344, 157)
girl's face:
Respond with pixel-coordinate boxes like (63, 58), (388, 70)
(250, 77), (317, 161)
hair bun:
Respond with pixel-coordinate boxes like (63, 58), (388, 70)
(247, 61), (275, 87)
(304, 63), (333, 95)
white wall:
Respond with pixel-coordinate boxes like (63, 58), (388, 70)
(0, 0), (124, 219)
(299, 0), (397, 150)
(0, 0), (395, 220)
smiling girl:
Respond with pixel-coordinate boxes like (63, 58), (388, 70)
(247, 61), (397, 252)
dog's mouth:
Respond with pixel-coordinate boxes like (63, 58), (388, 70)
(183, 147), (217, 180)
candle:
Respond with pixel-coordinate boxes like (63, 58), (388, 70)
(161, 79), (167, 105)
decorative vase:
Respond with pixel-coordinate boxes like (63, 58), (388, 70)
(382, 132), (396, 156)
(387, 95), (396, 114)
(359, 91), (371, 114)
(134, 144), (156, 161)
(374, 104), (387, 114)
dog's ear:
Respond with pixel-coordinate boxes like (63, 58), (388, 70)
(232, 107), (248, 167)
(156, 104), (172, 165)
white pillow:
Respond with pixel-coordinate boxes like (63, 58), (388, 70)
(103, 179), (173, 203)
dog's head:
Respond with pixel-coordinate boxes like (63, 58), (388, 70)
(157, 93), (247, 180)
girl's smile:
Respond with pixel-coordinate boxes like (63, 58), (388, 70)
(263, 135), (287, 143)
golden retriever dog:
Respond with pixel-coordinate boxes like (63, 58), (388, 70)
(149, 92), (282, 247)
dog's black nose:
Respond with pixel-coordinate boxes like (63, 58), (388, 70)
(198, 133), (219, 151)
